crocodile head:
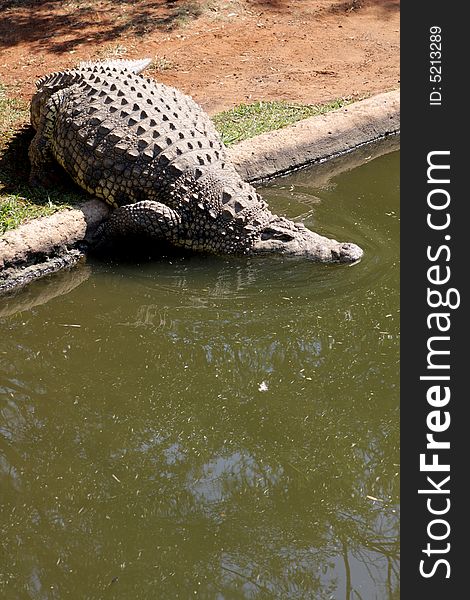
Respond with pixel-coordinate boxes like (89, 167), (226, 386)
(250, 216), (363, 263)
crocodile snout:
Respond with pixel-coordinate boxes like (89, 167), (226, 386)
(333, 242), (363, 263)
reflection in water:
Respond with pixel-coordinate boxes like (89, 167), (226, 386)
(0, 263), (91, 318)
(0, 150), (399, 599)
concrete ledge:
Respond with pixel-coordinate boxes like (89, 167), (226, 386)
(0, 90), (399, 292)
(0, 199), (109, 271)
(230, 90), (399, 181)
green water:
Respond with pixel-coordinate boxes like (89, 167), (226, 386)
(0, 147), (399, 599)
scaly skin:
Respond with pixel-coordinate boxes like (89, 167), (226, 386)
(29, 59), (363, 262)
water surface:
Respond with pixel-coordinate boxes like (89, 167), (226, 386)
(0, 147), (399, 599)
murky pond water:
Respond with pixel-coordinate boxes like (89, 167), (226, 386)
(0, 145), (399, 599)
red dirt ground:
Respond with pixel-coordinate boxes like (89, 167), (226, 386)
(0, 0), (399, 114)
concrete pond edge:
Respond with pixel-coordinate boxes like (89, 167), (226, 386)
(0, 89), (399, 294)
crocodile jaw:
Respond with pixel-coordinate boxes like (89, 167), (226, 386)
(250, 217), (363, 263)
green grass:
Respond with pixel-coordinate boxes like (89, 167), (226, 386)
(212, 98), (351, 146)
(0, 86), (352, 234)
(0, 195), (68, 233)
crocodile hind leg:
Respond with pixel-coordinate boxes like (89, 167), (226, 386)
(93, 200), (182, 251)
(28, 89), (66, 187)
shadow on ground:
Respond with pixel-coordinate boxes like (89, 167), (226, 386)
(329, 0), (400, 14)
(0, 0), (400, 54)
(0, 125), (34, 190)
(0, 0), (203, 52)
(247, 0), (399, 12)
(0, 123), (85, 213)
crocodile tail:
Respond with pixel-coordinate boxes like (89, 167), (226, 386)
(34, 58), (152, 91)
(35, 70), (74, 90)
(76, 58), (152, 74)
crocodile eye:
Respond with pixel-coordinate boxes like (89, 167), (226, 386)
(260, 227), (295, 242)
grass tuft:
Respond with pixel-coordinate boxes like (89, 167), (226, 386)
(91, 43), (128, 61)
(0, 195), (69, 234)
(212, 98), (351, 146)
(146, 55), (174, 73)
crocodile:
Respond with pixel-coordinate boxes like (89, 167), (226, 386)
(29, 59), (363, 262)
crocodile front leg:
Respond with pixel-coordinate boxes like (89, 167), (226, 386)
(93, 200), (182, 251)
